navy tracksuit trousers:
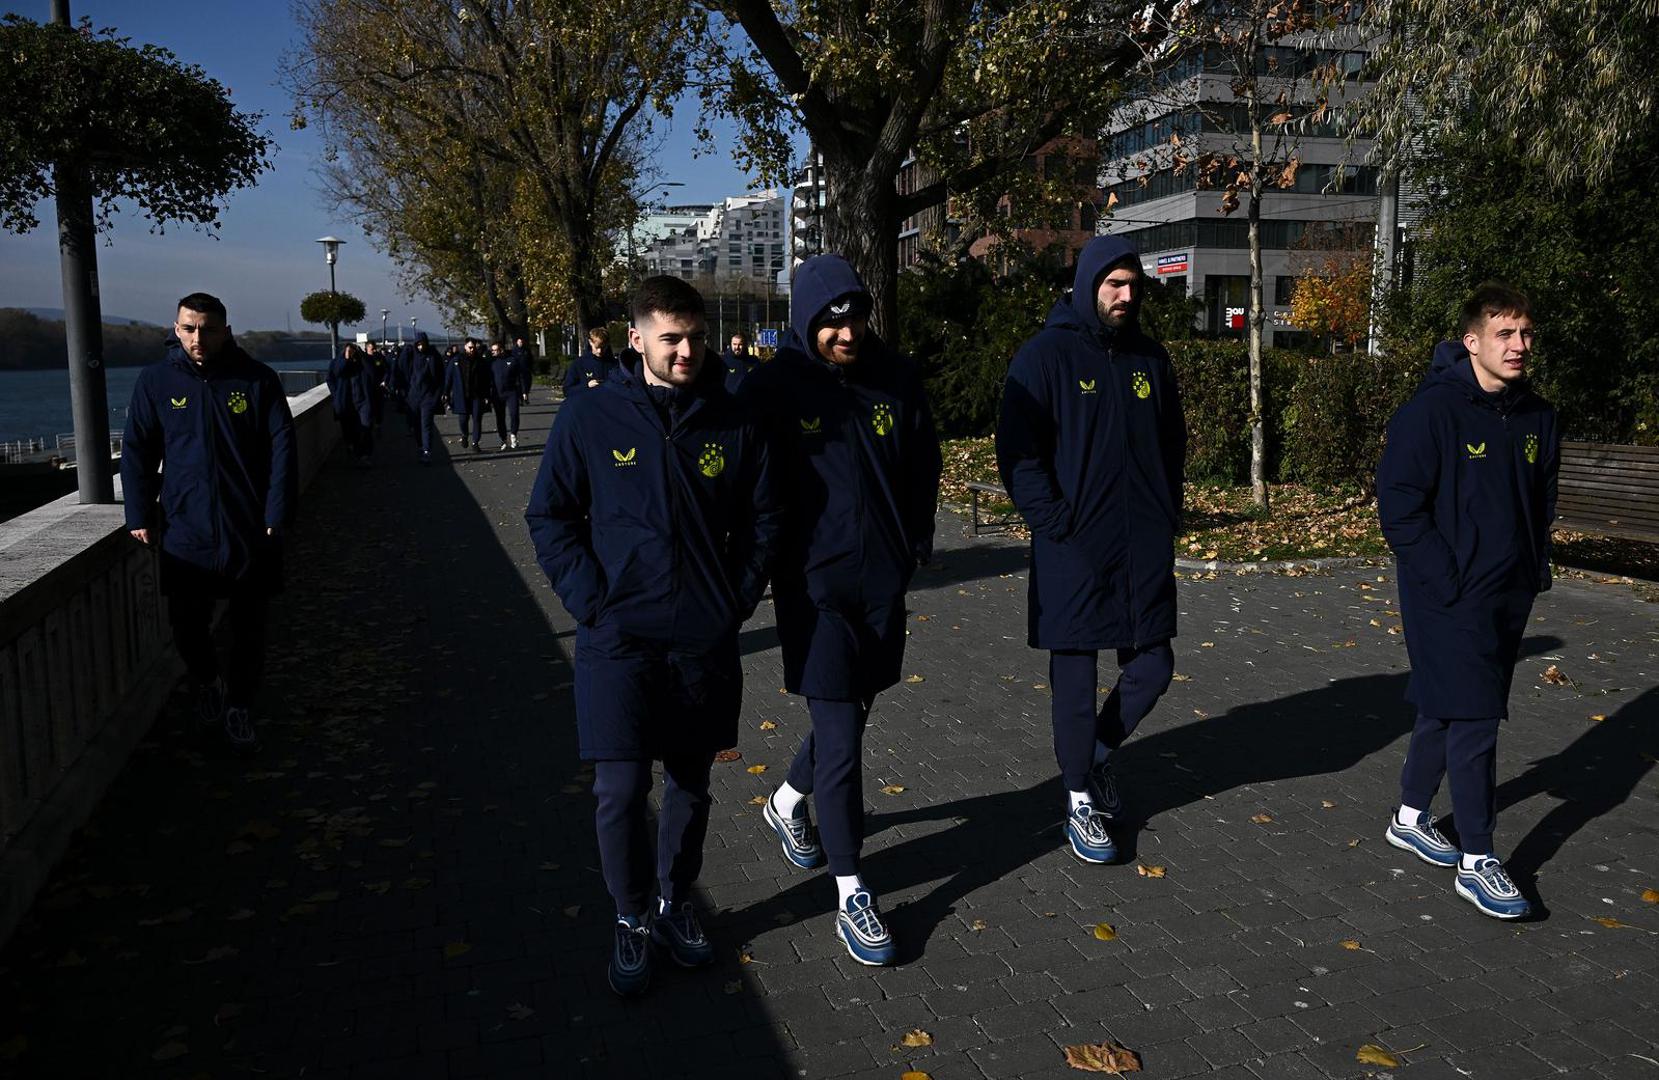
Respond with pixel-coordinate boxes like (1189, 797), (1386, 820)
(468, 400), (488, 445)
(1399, 713), (1501, 855)
(415, 401), (437, 455)
(593, 754), (716, 916)
(1049, 642), (1175, 792)
(494, 394), (521, 440)
(785, 698), (873, 876)
(167, 588), (269, 709)
(455, 402), (472, 445)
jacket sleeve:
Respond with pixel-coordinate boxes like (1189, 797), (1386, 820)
(524, 405), (606, 624)
(906, 372), (944, 565)
(730, 422), (785, 618)
(264, 374), (298, 533)
(1538, 412), (1560, 592)
(995, 349), (1074, 542)
(119, 372), (162, 532)
(562, 357), (582, 393)
(1376, 405), (1459, 606)
(1159, 350), (1187, 527)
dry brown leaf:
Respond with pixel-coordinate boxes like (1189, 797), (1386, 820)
(881, 785), (906, 795)
(969, 918), (988, 931)
(1641, 888), (1659, 904)
(759, 720), (778, 730)
(1200, 641), (1215, 648)
(1347, 838), (1363, 848)
(1092, 923), (1118, 942)
(443, 941), (472, 958)
(905, 674), (925, 683)
(1320, 800), (1337, 809)
(1355, 1044), (1401, 1067)
(746, 764), (768, 775)
(1339, 939), (1362, 950)
(1136, 864), (1166, 878)
(901, 1072), (934, 1080)
(1250, 813), (1273, 824)
(749, 795), (768, 805)
(1540, 664), (1571, 686)
(900, 1029), (934, 1048)
(715, 749), (743, 762)
(1589, 714), (1607, 722)
(1590, 916), (1636, 930)
(1062, 1039), (1142, 1073)
(738, 951), (755, 964)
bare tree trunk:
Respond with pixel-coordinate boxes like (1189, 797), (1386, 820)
(822, 158), (902, 339)
(1246, 61), (1269, 514)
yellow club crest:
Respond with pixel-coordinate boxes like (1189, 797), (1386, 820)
(612, 447), (638, 466)
(698, 442), (726, 478)
(1131, 372), (1152, 399)
(227, 391), (249, 415)
(1523, 433), (1539, 464)
(871, 402), (895, 436)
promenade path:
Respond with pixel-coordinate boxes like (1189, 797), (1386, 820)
(3, 397), (1656, 1079)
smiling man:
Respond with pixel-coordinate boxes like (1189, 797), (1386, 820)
(525, 275), (781, 997)
(1377, 282), (1559, 920)
(120, 293), (296, 754)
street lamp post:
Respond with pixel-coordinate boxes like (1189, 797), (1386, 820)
(380, 308), (390, 344)
(315, 235), (345, 359)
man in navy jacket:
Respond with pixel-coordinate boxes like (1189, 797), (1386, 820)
(326, 343), (375, 460)
(564, 327), (617, 395)
(443, 345), (473, 449)
(995, 236), (1186, 866)
(404, 333), (444, 461)
(526, 275), (782, 997)
(740, 255), (942, 967)
(488, 340), (531, 450)
(722, 330), (759, 393)
(121, 292), (297, 753)
(1377, 283), (1558, 920)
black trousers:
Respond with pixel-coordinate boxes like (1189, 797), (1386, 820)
(1049, 641), (1175, 791)
(1400, 713), (1501, 855)
(785, 697), (874, 876)
(493, 394), (521, 439)
(593, 754), (716, 916)
(167, 587), (269, 709)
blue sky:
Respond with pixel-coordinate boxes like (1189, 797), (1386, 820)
(0, 2), (778, 334)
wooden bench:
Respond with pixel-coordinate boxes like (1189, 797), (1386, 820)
(967, 480), (1021, 534)
(1555, 441), (1659, 542)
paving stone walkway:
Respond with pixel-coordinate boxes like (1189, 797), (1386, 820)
(3, 397), (1657, 1079)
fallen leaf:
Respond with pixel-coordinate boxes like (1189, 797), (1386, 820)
(1200, 641), (1215, 648)
(1589, 714), (1607, 722)
(1320, 800), (1337, 809)
(225, 908), (255, 921)
(1339, 939), (1362, 950)
(238, 820), (280, 840)
(137, 907), (193, 926)
(443, 941), (472, 958)
(377, 836), (411, 848)
(880, 785), (906, 795)
(905, 674), (925, 683)
(1642, 888), (1659, 904)
(969, 918), (988, 931)
(1170, 672), (1191, 682)
(759, 720), (778, 730)
(746, 764), (768, 775)
(1540, 664), (1571, 686)
(284, 903), (319, 917)
(1355, 1044), (1401, 1067)
(152, 1041), (189, 1063)
(1347, 838), (1363, 847)
(1250, 813), (1274, 824)
(506, 1002), (534, 1021)
(1589, 916), (1636, 930)
(715, 749), (743, 763)
(303, 890), (339, 903)
(0, 1035), (27, 1061)
(901, 1072), (933, 1080)
(1092, 923), (1118, 941)
(900, 1029), (934, 1048)
(738, 951), (755, 964)
(1136, 865), (1166, 878)
(749, 795), (768, 805)
(184, 945), (240, 964)
(1062, 1039), (1142, 1072)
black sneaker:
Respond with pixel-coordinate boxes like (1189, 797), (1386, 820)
(650, 898), (714, 967)
(223, 706), (259, 754)
(608, 914), (651, 996)
(195, 677), (226, 730)
(1085, 760), (1124, 819)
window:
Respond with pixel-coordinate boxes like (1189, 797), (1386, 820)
(1275, 275), (1296, 306)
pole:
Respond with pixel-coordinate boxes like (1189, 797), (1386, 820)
(1368, 166), (1400, 357)
(327, 261), (340, 359)
(52, 0), (114, 503)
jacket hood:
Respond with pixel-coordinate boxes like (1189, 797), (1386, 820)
(1051, 235), (1143, 335)
(785, 255), (870, 355)
(1422, 337), (1528, 409)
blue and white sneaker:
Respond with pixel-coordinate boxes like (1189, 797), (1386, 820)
(1086, 761), (1124, 819)
(607, 914), (652, 996)
(650, 898), (714, 967)
(1455, 857), (1531, 920)
(836, 890), (897, 966)
(1065, 804), (1118, 864)
(1385, 810), (1459, 867)
(762, 793), (826, 870)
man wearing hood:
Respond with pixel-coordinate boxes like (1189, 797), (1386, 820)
(1377, 283), (1558, 920)
(326, 343), (376, 460)
(405, 333), (445, 462)
(740, 254), (942, 967)
(121, 293), (297, 753)
(526, 275), (782, 997)
(443, 342), (474, 449)
(722, 330), (759, 393)
(995, 236), (1186, 866)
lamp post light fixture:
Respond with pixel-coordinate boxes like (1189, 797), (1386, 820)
(315, 235), (345, 358)
(380, 308), (390, 344)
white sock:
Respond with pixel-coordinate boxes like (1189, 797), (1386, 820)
(772, 782), (806, 816)
(1460, 852), (1491, 870)
(835, 874), (865, 906)
(1396, 803), (1426, 827)
(1068, 789), (1093, 814)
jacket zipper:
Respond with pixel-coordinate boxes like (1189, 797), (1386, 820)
(1109, 343), (1139, 649)
(195, 363), (224, 571)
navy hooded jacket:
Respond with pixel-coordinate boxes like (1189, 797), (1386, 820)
(564, 346), (616, 394)
(443, 354), (470, 409)
(121, 337), (297, 591)
(995, 235), (1187, 651)
(406, 342), (444, 405)
(326, 352), (375, 428)
(722, 349), (761, 394)
(490, 351), (532, 399)
(738, 255), (942, 699)
(1377, 340), (1559, 718)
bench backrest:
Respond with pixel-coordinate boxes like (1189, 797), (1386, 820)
(1557, 441), (1659, 540)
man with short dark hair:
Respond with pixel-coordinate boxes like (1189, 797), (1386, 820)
(741, 254), (941, 967)
(527, 275), (781, 997)
(488, 340), (531, 450)
(995, 235), (1186, 867)
(405, 333), (444, 462)
(457, 338), (493, 453)
(1378, 282), (1558, 920)
(722, 330), (758, 393)
(121, 293), (297, 753)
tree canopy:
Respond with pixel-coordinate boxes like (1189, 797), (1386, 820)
(0, 15), (273, 234)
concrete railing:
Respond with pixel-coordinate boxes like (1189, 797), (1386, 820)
(0, 383), (339, 944)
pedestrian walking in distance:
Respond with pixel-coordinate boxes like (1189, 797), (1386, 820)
(995, 236), (1186, 866)
(405, 333), (444, 463)
(526, 275), (782, 997)
(1378, 283), (1558, 920)
(120, 292), (297, 754)
(740, 254), (942, 968)
(488, 339), (531, 450)
(326, 342), (375, 461)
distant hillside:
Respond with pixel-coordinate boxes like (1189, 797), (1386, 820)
(0, 309), (333, 369)
(20, 306), (159, 327)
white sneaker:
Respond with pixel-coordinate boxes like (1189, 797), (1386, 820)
(509, 434), (518, 449)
